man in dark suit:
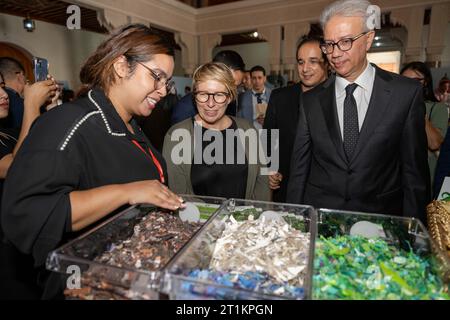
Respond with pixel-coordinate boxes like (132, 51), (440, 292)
(287, 0), (429, 222)
(264, 36), (328, 202)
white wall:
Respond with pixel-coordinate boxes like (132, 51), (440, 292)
(0, 13), (185, 90)
(0, 13), (106, 90)
(173, 48), (184, 76)
(213, 42), (270, 73)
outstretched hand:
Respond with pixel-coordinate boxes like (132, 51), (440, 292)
(126, 180), (186, 210)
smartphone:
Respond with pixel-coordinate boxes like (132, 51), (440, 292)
(33, 57), (48, 82)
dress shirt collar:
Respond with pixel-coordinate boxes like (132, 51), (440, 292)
(252, 88), (266, 96)
(335, 62), (375, 97)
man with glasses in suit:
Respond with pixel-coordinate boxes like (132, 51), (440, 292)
(287, 0), (429, 222)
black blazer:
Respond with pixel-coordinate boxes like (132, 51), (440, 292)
(263, 83), (302, 202)
(287, 66), (430, 222)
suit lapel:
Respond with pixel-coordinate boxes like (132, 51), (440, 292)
(287, 84), (301, 136)
(320, 78), (347, 164)
(350, 66), (392, 163)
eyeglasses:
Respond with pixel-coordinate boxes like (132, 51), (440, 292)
(136, 61), (174, 93)
(320, 32), (369, 54)
(194, 91), (229, 104)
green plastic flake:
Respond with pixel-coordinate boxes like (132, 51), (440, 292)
(231, 207), (262, 221)
(283, 215), (306, 232)
(313, 235), (449, 300)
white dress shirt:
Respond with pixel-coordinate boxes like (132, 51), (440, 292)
(252, 88), (268, 129)
(335, 62), (376, 139)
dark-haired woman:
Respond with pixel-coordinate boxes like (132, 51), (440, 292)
(401, 62), (448, 195)
(1, 24), (184, 299)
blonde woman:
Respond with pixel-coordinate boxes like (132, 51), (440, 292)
(163, 62), (269, 200)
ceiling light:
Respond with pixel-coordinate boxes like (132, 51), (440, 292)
(23, 17), (35, 32)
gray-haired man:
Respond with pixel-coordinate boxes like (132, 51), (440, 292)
(287, 0), (429, 222)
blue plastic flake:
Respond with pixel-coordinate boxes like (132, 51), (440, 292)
(183, 269), (305, 299)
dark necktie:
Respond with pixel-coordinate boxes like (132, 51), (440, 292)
(343, 83), (359, 160)
(255, 92), (263, 104)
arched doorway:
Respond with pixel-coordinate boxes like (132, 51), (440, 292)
(0, 42), (35, 82)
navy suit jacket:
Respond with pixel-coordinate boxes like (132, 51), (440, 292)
(287, 66), (430, 222)
(171, 93), (196, 125)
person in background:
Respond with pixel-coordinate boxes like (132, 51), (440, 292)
(0, 70), (58, 299)
(170, 50), (245, 125)
(0, 57), (27, 129)
(0, 73), (58, 180)
(240, 70), (252, 93)
(401, 62), (448, 196)
(237, 65), (271, 129)
(435, 74), (450, 107)
(163, 62), (269, 201)
(1, 24), (184, 299)
(264, 36), (328, 202)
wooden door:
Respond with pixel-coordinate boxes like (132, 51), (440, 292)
(0, 42), (34, 82)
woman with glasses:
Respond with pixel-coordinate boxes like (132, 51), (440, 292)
(401, 62), (448, 196)
(1, 24), (184, 299)
(163, 62), (269, 200)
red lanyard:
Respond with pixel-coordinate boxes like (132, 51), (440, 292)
(131, 140), (165, 184)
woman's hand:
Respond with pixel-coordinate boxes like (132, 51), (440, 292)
(23, 77), (57, 112)
(125, 180), (185, 210)
(70, 181), (185, 231)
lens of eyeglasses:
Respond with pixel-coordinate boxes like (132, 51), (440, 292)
(165, 80), (175, 92)
(154, 77), (174, 92)
(337, 39), (352, 51)
(320, 43), (333, 54)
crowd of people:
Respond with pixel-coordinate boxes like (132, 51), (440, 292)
(0, 0), (450, 299)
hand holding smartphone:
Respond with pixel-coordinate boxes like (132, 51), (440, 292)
(33, 57), (48, 82)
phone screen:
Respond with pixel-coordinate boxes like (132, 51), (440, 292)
(33, 57), (48, 82)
